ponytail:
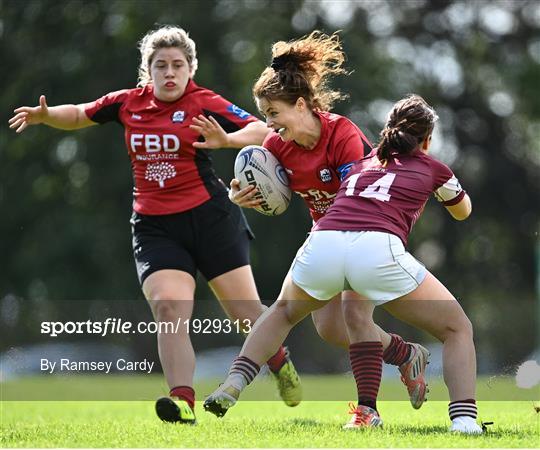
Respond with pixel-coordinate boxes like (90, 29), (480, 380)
(253, 31), (348, 111)
(377, 95), (438, 161)
(378, 127), (419, 161)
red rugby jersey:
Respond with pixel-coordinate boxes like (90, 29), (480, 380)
(262, 112), (372, 222)
(84, 80), (258, 215)
(314, 150), (465, 245)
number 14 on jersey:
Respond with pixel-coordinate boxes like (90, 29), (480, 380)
(346, 173), (396, 202)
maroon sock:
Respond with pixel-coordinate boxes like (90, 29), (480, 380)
(382, 333), (412, 366)
(349, 341), (383, 411)
(267, 346), (287, 373)
(169, 385), (195, 410)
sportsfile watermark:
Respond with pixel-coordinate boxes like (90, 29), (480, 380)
(40, 317), (252, 337)
(1, 298), (537, 401)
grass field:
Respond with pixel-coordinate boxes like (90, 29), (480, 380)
(1, 376), (539, 448)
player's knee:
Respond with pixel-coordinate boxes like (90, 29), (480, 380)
(275, 299), (303, 327)
(151, 297), (188, 322)
(276, 300), (294, 325)
(227, 303), (265, 324)
(441, 314), (474, 342)
(458, 315), (474, 339)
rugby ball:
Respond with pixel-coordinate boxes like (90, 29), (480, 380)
(234, 145), (291, 216)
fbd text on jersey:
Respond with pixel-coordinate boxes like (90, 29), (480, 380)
(318, 166), (333, 183)
(130, 134), (180, 152)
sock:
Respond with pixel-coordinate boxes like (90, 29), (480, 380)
(382, 333), (412, 366)
(349, 341), (383, 411)
(449, 399), (477, 421)
(267, 346), (287, 373)
(169, 385), (195, 410)
(227, 356), (261, 391)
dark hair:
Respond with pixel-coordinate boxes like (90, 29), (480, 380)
(253, 31), (348, 111)
(377, 94), (439, 161)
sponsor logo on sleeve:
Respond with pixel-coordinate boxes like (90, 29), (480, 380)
(227, 104), (251, 120)
(337, 162), (354, 181)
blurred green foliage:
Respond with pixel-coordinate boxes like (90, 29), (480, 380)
(2, 0), (539, 371)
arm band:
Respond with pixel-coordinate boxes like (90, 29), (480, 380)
(434, 175), (464, 204)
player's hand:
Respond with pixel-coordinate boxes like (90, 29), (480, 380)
(229, 178), (262, 208)
(9, 95), (49, 133)
(191, 114), (230, 149)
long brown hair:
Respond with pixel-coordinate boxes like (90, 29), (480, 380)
(377, 94), (439, 161)
(253, 31), (348, 111)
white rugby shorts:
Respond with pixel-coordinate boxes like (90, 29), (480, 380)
(291, 230), (427, 305)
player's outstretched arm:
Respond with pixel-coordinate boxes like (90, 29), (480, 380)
(229, 178), (262, 208)
(190, 115), (270, 149)
(445, 194), (472, 221)
(9, 95), (96, 133)
(224, 120), (270, 148)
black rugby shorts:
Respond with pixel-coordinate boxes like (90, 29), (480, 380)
(130, 192), (254, 285)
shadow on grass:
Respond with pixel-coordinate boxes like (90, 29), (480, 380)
(286, 418), (323, 427)
(385, 425), (456, 434)
(384, 424), (538, 438)
(479, 428), (539, 438)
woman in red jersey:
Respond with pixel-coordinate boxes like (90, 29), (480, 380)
(8, 25), (301, 424)
(206, 94), (481, 434)
(226, 32), (429, 409)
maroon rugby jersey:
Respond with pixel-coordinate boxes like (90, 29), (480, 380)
(263, 112), (372, 222)
(84, 80), (258, 215)
(314, 150), (465, 245)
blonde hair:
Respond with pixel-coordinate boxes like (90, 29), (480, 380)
(137, 25), (198, 87)
(253, 31), (348, 111)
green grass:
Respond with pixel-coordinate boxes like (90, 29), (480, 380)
(2, 373), (534, 401)
(1, 376), (539, 447)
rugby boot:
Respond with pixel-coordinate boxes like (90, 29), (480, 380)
(343, 403), (383, 429)
(399, 343), (430, 409)
(203, 384), (241, 418)
(272, 348), (302, 407)
(155, 397), (196, 424)
(450, 416), (483, 434)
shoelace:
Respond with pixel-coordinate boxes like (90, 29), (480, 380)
(348, 402), (358, 414)
(277, 364), (298, 390)
(279, 374), (297, 390)
(347, 402), (369, 425)
(481, 421), (494, 432)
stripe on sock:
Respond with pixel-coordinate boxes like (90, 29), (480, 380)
(449, 399), (477, 421)
(229, 356), (260, 385)
(382, 333), (411, 366)
(349, 341), (383, 411)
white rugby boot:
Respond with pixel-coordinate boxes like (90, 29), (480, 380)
(450, 416), (483, 434)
